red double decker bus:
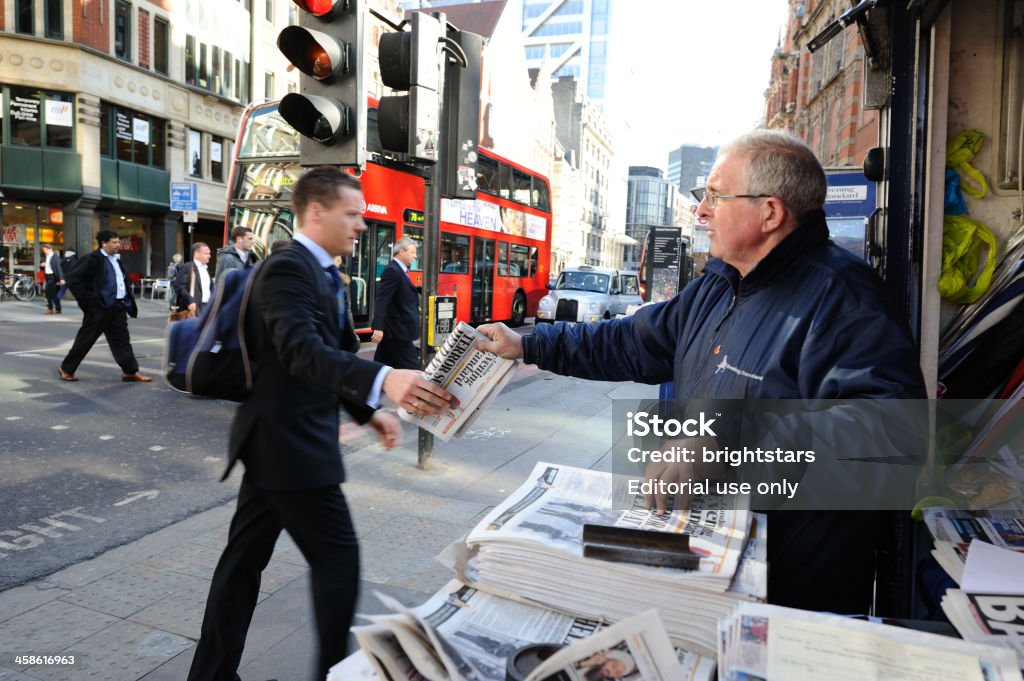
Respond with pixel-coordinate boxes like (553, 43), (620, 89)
(224, 101), (552, 333)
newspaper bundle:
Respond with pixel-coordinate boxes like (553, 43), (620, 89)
(399, 322), (519, 441)
(942, 590), (1024, 673)
(330, 581), (714, 681)
(923, 508), (1024, 583)
(455, 461), (764, 657)
(719, 602), (1024, 680)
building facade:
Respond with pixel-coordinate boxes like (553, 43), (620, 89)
(763, 0), (878, 167)
(623, 165), (678, 271)
(0, 0), (296, 282)
(667, 144), (716, 196)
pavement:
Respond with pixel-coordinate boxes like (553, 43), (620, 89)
(0, 295), (657, 680)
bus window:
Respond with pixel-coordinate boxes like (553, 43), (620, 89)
(440, 233), (470, 273)
(237, 103), (300, 158)
(529, 246), (539, 278)
(532, 178), (551, 211)
(404, 225), (423, 271)
(498, 163), (513, 200)
(512, 168), (532, 205)
(509, 243), (529, 277)
(497, 242), (509, 275)
(477, 154), (499, 195)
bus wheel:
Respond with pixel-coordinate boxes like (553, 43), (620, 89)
(509, 291), (527, 327)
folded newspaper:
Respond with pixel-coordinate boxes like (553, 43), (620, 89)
(719, 602), (1024, 680)
(399, 322), (519, 441)
(922, 507), (1024, 584)
(331, 581), (715, 681)
(942, 590), (1024, 673)
(446, 461), (764, 657)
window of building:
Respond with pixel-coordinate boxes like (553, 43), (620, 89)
(188, 129), (203, 177)
(225, 51), (234, 95)
(100, 103), (165, 167)
(154, 17), (169, 74)
(212, 47), (223, 94)
(16, 0), (33, 34)
(211, 138), (225, 181)
(5, 87), (74, 148)
(199, 43), (208, 89)
(265, 0), (273, 22)
(115, 0), (132, 61)
(45, 0), (63, 39)
(265, 71), (275, 100)
(185, 35), (196, 85)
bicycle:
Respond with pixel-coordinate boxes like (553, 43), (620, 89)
(0, 258), (38, 302)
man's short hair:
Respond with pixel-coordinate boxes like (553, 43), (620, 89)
(719, 130), (827, 220)
(291, 166), (362, 217)
(42, 243), (53, 250)
(230, 227), (253, 242)
(97, 230), (119, 246)
(393, 237), (417, 256)
(191, 242), (209, 257)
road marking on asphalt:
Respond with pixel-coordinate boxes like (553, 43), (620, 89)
(149, 445), (166, 451)
(5, 337), (165, 356)
(99, 435), (115, 440)
(50, 425), (69, 431)
(113, 490), (160, 506)
(5, 416), (20, 420)
(0, 508), (107, 559)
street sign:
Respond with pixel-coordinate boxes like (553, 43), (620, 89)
(427, 295), (457, 348)
(182, 210), (198, 223)
(170, 181), (198, 211)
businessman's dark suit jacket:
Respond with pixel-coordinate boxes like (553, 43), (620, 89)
(371, 259), (420, 369)
(66, 249), (138, 317)
(223, 242), (382, 490)
(190, 242), (386, 681)
(172, 261), (210, 311)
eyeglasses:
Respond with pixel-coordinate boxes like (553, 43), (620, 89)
(691, 187), (772, 208)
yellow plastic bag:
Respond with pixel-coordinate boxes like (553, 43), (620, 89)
(938, 215), (997, 304)
(946, 129), (988, 198)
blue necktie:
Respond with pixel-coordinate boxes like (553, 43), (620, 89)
(324, 265), (346, 324)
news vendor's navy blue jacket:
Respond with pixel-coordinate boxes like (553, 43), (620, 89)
(521, 210), (927, 613)
(523, 211), (925, 402)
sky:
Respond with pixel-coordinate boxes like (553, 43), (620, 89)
(605, 0), (791, 169)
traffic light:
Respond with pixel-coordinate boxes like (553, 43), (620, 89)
(377, 12), (443, 163)
(442, 28), (482, 198)
(278, 0), (366, 168)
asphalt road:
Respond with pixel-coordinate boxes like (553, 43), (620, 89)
(0, 295), (537, 592)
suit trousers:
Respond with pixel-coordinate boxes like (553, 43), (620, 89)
(61, 305), (138, 374)
(44, 276), (61, 311)
(187, 480), (360, 681)
(373, 337), (419, 370)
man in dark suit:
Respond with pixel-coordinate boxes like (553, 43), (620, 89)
(41, 243), (64, 314)
(371, 237), (421, 369)
(58, 230), (151, 383)
(173, 242), (213, 316)
(187, 167), (455, 681)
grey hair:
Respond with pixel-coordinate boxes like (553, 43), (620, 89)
(718, 130), (827, 220)
(393, 237), (417, 256)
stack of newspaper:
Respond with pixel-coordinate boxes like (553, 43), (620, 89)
(942, 590), (1024, 672)
(399, 322), (519, 441)
(718, 602), (1024, 680)
(923, 507), (1024, 583)
(455, 462), (765, 657)
(332, 583), (715, 681)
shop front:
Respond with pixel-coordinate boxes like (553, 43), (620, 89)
(0, 201), (66, 280)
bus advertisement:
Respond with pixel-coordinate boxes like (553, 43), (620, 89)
(225, 101), (553, 334)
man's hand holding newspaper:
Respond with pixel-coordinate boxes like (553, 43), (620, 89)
(399, 322), (519, 441)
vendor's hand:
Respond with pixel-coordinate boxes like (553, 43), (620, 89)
(475, 323), (524, 359)
(188, 302), (197, 312)
(58, 279), (65, 285)
(371, 329), (383, 344)
(382, 369), (457, 415)
(643, 437), (724, 515)
(369, 411), (402, 449)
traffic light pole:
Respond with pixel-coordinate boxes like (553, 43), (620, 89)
(417, 12), (447, 470)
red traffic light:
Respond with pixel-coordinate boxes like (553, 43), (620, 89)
(290, 0), (347, 21)
(278, 26), (348, 82)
